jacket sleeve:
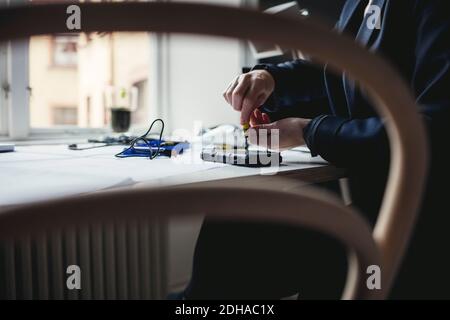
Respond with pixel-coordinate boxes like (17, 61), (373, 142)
(304, 0), (450, 168)
(252, 59), (331, 119)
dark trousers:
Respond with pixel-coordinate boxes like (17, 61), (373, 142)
(185, 218), (348, 300)
(184, 180), (355, 299)
(181, 178), (387, 300)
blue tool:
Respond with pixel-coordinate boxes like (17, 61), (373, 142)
(116, 140), (190, 158)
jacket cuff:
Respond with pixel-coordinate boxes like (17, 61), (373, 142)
(303, 115), (347, 157)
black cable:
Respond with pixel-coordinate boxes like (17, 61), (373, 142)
(68, 143), (122, 151)
(68, 135), (136, 151)
(68, 120), (165, 158)
(115, 118), (165, 159)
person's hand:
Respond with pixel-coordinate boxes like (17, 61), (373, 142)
(248, 117), (311, 150)
(249, 108), (271, 127)
(223, 70), (275, 125)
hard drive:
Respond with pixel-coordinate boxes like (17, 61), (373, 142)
(201, 146), (282, 167)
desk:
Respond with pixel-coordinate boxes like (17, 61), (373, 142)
(0, 144), (345, 208)
(0, 144), (346, 298)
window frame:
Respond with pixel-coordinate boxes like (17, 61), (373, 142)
(0, 0), (9, 135)
(0, 41), (8, 137)
(50, 34), (79, 69)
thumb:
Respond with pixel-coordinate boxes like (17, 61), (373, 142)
(240, 93), (267, 125)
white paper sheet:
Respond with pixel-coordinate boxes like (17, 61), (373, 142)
(0, 144), (224, 206)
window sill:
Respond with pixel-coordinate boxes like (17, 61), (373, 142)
(0, 125), (151, 145)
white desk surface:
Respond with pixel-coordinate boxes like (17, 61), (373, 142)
(0, 144), (345, 207)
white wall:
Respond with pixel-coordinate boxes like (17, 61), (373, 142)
(162, 0), (243, 135)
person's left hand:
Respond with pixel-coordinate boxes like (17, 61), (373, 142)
(248, 117), (311, 150)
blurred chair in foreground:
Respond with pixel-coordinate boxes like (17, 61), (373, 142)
(0, 2), (427, 299)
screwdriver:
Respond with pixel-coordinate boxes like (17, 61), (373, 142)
(242, 123), (250, 152)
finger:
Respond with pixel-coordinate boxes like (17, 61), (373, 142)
(262, 113), (271, 124)
(226, 76), (241, 104)
(249, 110), (265, 126)
(232, 75), (251, 111)
(256, 94), (267, 107)
(256, 108), (271, 124)
(224, 78), (239, 105)
(223, 80), (233, 103)
(249, 111), (259, 127)
(240, 91), (267, 125)
(241, 97), (258, 125)
(253, 108), (263, 124)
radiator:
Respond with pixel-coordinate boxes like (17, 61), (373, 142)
(0, 218), (167, 300)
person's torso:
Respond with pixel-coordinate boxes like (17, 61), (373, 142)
(325, 0), (417, 118)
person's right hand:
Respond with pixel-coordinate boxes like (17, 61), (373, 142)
(223, 70), (275, 125)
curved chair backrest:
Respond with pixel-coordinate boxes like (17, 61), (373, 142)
(0, 178), (379, 299)
(0, 2), (428, 299)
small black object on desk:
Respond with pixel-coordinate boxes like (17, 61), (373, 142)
(201, 146), (282, 168)
(0, 143), (15, 153)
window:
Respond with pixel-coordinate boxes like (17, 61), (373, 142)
(1, 0), (249, 140)
(52, 106), (78, 126)
(28, 31), (152, 132)
(52, 35), (78, 67)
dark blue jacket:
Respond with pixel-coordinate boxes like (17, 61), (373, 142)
(255, 0), (450, 298)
